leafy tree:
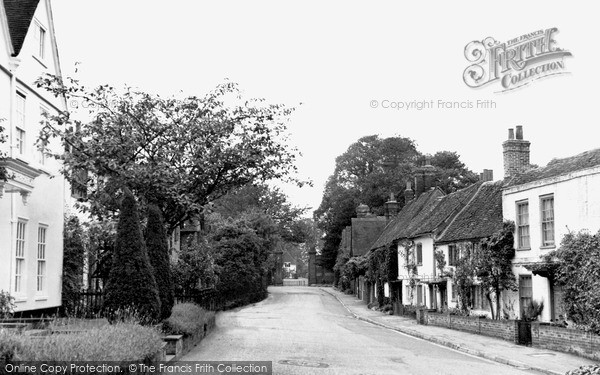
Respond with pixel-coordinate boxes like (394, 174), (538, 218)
(475, 221), (518, 319)
(103, 190), (160, 323)
(62, 215), (86, 314)
(171, 237), (216, 294)
(453, 252), (475, 313)
(145, 205), (174, 320)
(550, 229), (600, 333)
(36, 75), (304, 231)
(210, 210), (278, 307)
(314, 136), (477, 271)
(86, 220), (116, 290)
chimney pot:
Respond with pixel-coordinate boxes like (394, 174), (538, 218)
(516, 125), (523, 140)
(508, 128), (515, 140)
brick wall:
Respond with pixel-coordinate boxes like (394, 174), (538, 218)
(532, 323), (600, 361)
(425, 312), (518, 343)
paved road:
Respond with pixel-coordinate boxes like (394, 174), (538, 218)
(183, 287), (543, 375)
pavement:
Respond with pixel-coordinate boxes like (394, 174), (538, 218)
(321, 287), (596, 375)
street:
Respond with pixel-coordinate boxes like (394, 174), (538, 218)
(183, 287), (542, 375)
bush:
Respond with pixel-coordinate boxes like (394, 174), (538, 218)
(0, 331), (21, 361)
(163, 303), (215, 336)
(2, 323), (162, 362)
(104, 190), (161, 324)
(566, 364), (600, 375)
(0, 290), (15, 319)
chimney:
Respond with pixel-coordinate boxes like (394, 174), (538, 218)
(404, 180), (415, 202)
(480, 169), (494, 182)
(503, 126), (530, 178)
(356, 203), (370, 218)
(384, 193), (400, 221)
(414, 158), (436, 197)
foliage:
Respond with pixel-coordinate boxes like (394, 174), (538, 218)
(0, 331), (21, 362)
(453, 251), (475, 313)
(550, 229), (600, 334)
(103, 190), (160, 324)
(0, 290), (15, 319)
(3, 323), (162, 362)
(36, 75), (304, 231)
(566, 364), (600, 375)
(333, 251), (351, 289)
(86, 220), (116, 290)
(434, 249), (446, 276)
(0, 118), (7, 182)
(314, 135), (477, 272)
(163, 303), (215, 336)
(385, 243), (399, 284)
(61, 215), (86, 314)
(210, 210), (276, 307)
(145, 204), (175, 321)
(522, 300), (544, 322)
(171, 237), (217, 294)
(474, 221), (518, 319)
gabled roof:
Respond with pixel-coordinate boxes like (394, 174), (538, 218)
(370, 188), (444, 250)
(408, 182), (482, 239)
(2, 0), (41, 56)
(506, 148), (600, 187)
(436, 181), (504, 244)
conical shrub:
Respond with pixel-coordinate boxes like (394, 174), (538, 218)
(103, 189), (160, 323)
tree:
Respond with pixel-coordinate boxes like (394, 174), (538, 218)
(36, 75), (304, 232)
(474, 222), (518, 319)
(314, 135), (477, 271)
(103, 190), (160, 323)
(145, 205), (174, 320)
(549, 229), (600, 333)
(62, 215), (86, 314)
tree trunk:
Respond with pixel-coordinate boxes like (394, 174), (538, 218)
(495, 288), (501, 320)
(486, 292), (495, 319)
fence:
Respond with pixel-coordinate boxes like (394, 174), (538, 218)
(282, 278), (308, 286)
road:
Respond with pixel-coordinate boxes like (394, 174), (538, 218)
(183, 286), (542, 375)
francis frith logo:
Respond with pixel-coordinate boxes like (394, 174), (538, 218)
(463, 28), (572, 92)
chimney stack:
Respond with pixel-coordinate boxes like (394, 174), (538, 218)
(404, 180), (415, 202)
(503, 126), (530, 179)
(479, 169), (494, 182)
(384, 193), (400, 221)
(356, 203), (370, 218)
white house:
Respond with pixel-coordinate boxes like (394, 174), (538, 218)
(502, 126), (600, 322)
(0, 0), (67, 314)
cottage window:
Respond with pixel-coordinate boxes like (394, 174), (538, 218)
(416, 243), (423, 266)
(34, 22), (46, 60)
(37, 226), (47, 292)
(15, 220), (27, 293)
(516, 201), (530, 249)
(540, 195), (555, 247)
(448, 245), (459, 266)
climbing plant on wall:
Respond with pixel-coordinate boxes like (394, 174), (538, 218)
(398, 240), (418, 304)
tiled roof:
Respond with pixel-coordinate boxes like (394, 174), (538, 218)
(370, 188), (444, 250)
(3, 0), (41, 56)
(437, 181), (504, 243)
(506, 148), (600, 187)
(407, 182), (482, 238)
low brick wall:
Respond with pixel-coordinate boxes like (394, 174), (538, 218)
(532, 323), (600, 361)
(425, 312), (518, 343)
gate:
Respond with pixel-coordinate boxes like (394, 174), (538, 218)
(517, 320), (532, 345)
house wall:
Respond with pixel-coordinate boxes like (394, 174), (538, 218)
(397, 236), (436, 308)
(0, 0), (67, 312)
(503, 167), (600, 321)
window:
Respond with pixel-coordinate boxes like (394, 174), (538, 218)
(416, 243), (423, 266)
(448, 245), (459, 266)
(519, 275), (533, 317)
(451, 282), (457, 301)
(541, 195), (555, 247)
(516, 201), (530, 249)
(417, 285), (423, 305)
(35, 22), (46, 59)
(16, 93), (26, 155)
(37, 226), (47, 292)
(15, 221), (26, 293)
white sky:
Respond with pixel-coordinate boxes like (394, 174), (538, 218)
(51, 1), (599, 214)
